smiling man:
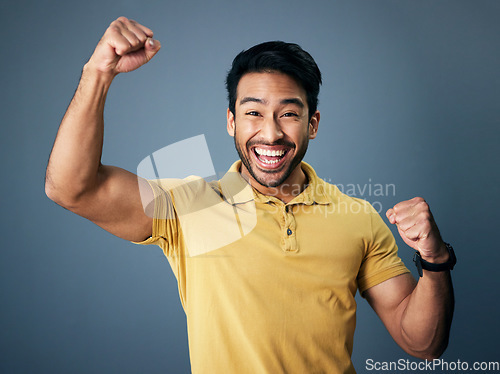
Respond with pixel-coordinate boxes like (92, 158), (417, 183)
(229, 70), (319, 201)
(45, 17), (455, 374)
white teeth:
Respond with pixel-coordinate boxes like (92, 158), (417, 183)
(261, 158), (280, 164)
(255, 148), (285, 157)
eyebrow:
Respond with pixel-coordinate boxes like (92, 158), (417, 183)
(239, 97), (267, 106)
(280, 98), (304, 108)
(239, 97), (304, 108)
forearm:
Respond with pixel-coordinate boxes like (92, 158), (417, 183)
(45, 64), (114, 204)
(400, 266), (454, 359)
(383, 199), (455, 359)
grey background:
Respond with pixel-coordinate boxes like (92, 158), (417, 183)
(1, 0), (499, 373)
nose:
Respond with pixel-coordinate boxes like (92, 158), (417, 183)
(259, 116), (284, 143)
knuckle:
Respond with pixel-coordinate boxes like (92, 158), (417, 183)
(106, 22), (116, 31)
(116, 41), (132, 54)
(130, 36), (142, 47)
(108, 25), (120, 35)
(417, 200), (429, 211)
(418, 210), (430, 221)
(110, 20), (122, 29)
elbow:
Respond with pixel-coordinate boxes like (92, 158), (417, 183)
(401, 314), (452, 361)
(45, 177), (83, 210)
(414, 348), (446, 361)
(45, 181), (69, 208)
(45, 179), (57, 203)
(45, 177), (59, 203)
(426, 340), (449, 360)
(45, 168), (62, 204)
(407, 337), (449, 361)
(45, 164), (102, 207)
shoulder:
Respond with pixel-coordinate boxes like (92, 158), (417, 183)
(304, 162), (376, 214)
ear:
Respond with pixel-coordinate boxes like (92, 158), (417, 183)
(227, 108), (235, 137)
(308, 110), (320, 139)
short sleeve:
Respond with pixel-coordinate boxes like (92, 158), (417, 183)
(132, 179), (181, 258)
(357, 204), (410, 295)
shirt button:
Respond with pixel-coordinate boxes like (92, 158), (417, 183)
(287, 228), (292, 236)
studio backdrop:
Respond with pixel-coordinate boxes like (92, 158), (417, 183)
(1, 0), (499, 373)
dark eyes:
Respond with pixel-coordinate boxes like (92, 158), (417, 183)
(245, 112), (298, 117)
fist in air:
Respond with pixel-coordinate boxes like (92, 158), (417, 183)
(386, 197), (448, 262)
(87, 17), (161, 76)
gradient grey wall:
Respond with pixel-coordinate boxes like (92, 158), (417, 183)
(1, 0), (499, 373)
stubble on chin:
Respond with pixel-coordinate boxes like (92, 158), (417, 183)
(233, 136), (308, 189)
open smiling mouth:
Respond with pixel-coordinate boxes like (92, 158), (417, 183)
(252, 147), (290, 170)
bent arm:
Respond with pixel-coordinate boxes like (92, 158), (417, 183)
(364, 197), (454, 359)
(45, 17), (160, 242)
(364, 268), (454, 360)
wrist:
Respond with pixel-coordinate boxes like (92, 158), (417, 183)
(420, 242), (450, 264)
(413, 242), (456, 278)
(82, 61), (117, 84)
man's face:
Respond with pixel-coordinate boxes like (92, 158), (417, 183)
(227, 71), (319, 189)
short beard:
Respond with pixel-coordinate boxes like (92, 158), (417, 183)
(233, 123), (309, 188)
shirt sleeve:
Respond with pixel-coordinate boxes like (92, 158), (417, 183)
(357, 203), (410, 295)
(131, 179), (181, 258)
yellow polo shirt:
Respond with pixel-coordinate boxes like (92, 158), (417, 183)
(135, 161), (409, 374)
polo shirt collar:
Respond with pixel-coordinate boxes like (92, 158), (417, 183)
(219, 161), (332, 206)
(292, 162), (332, 206)
(218, 161), (255, 205)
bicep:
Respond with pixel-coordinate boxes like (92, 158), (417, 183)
(363, 273), (417, 348)
(69, 165), (153, 242)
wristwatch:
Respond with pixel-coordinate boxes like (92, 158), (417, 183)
(413, 242), (456, 277)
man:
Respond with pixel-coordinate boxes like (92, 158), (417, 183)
(45, 17), (455, 374)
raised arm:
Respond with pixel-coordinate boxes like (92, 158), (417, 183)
(45, 17), (161, 242)
(364, 197), (454, 360)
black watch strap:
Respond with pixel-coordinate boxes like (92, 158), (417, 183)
(413, 242), (456, 277)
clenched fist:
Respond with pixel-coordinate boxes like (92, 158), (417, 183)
(86, 17), (161, 76)
(386, 197), (449, 263)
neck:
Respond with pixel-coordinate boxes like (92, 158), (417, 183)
(240, 164), (308, 203)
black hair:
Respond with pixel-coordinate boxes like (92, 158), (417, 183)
(225, 41), (322, 120)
